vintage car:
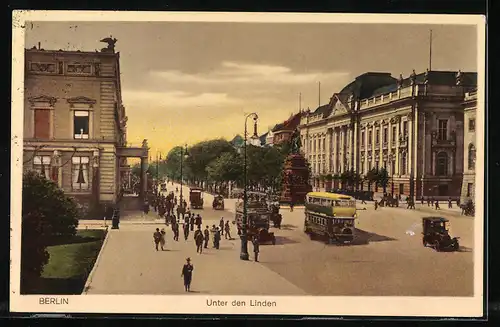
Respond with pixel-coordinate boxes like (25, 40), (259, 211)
(212, 195), (225, 210)
(189, 187), (204, 209)
(234, 199), (276, 245)
(160, 183), (167, 192)
(422, 217), (460, 252)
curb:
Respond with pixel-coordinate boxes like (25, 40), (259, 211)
(82, 226), (111, 295)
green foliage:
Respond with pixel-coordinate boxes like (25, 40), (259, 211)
(206, 152), (243, 183)
(184, 139), (235, 182)
(21, 171), (80, 292)
(377, 168), (390, 192)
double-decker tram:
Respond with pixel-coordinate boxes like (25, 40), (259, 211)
(304, 192), (358, 244)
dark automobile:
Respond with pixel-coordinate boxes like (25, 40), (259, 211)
(422, 217), (460, 252)
(212, 195), (224, 210)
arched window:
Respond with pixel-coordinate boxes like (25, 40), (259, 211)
(436, 152), (448, 176)
(468, 144), (476, 170)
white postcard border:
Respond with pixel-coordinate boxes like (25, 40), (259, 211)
(10, 11), (486, 317)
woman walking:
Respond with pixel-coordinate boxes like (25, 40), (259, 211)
(181, 257), (194, 292)
(160, 228), (166, 250)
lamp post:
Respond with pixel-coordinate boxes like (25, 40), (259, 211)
(389, 154), (395, 195)
(241, 112), (258, 261)
(180, 144), (188, 203)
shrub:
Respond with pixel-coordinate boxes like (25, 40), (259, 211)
(21, 171), (80, 291)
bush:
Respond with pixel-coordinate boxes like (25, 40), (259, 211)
(21, 171), (80, 291)
(23, 171), (79, 238)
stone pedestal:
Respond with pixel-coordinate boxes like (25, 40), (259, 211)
(280, 153), (312, 204)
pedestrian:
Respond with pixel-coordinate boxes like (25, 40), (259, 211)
(203, 225), (210, 249)
(195, 214), (202, 229)
(427, 197), (431, 207)
(153, 228), (162, 251)
(435, 200), (440, 210)
(252, 235), (260, 262)
(194, 226), (204, 254)
(181, 257), (194, 292)
(276, 214), (282, 229)
(190, 215), (195, 231)
(448, 197), (453, 209)
(361, 198), (367, 204)
(172, 221), (179, 241)
(219, 217), (224, 234)
(421, 197), (424, 205)
(374, 201), (378, 210)
(159, 228), (167, 250)
(214, 227), (221, 249)
(183, 222), (190, 241)
(290, 200), (294, 212)
(224, 220), (231, 240)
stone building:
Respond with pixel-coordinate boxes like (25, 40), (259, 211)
(460, 88), (477, 202)
(299, 70), (477, 199)
(23, 40), (149, 214)
(272, 112), (303, 146)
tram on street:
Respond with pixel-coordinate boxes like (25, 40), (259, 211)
(303, 192), (358, 244)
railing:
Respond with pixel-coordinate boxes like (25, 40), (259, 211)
(359, 86), (413, 110)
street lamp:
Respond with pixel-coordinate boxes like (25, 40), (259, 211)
(389, 154), (395, 195)
(180, 144), (188, 203)
(241, 112), (258, 261)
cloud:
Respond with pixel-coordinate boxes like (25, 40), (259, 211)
(122, 90), (241, 108)
(150, 61), (350, 86)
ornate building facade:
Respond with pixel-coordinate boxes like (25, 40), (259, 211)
(299, 70), (477, 199)
(460, 88), (477, 202)
(23, 41), (149, 213)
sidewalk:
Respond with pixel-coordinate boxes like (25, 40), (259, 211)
(83, 224), (307, 295)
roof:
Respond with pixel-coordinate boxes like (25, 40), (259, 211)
(306, 192), (354, 200)
(259, 132), (268, 144)
(311, 104), (331, 116)
(230, 134), (244, 146)
(370, 70), (477, 98)
(339, 72), (397, 99)
(272, 112), (303, 131)
(422, 216), (449, 222)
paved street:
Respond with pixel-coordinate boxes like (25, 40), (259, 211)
(84, 183), (474, 296)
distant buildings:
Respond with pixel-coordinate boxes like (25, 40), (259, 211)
(271, 112), (303, 146)
(461, 88), (477, 202)
(298, 70), (477, 200)
(23, 40), (149, 213)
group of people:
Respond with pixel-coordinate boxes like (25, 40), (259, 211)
(371, 193), (464, 212)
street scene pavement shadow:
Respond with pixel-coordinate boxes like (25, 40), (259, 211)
(351, 228), (397, 245)
(278, 224), (299, 231)
(457, 246), (473, 252)
(272, 236), (299, 245)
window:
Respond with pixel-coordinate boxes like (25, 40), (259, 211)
(309, 140), (312, 151)
(361, 131), (365, 146)
(72, 156), (90, 191)
(33, 156), (51, 179)
(392, 126), (397, 144)
(74, 111), (89, 139)
(383, 128), (388, 144)
(436, 152), (448, 176)
(469, 119), (475, 132)
(438, 119), (448, 141)
(399, 183), (405, 195)
(323, 138), (326, 151)
(368, 130), (372, 145)
(403, 121), (408, 136)
(34, 109), (51, 139)
(314, 139), (317, 152)
(468, 144), (476, 170)
(391, 159), (396, 175)
(401, 152), (407, 175)
(368, 161), (372, 171)
(375, 160), (379, 170)
(467, 183), (474, 197)
(383, 160), (387, 169)
(376, 129), (380, 145)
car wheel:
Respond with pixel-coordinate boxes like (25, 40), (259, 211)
(453, 241), (459, 251)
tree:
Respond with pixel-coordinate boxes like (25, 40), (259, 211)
(377, 168), (390, 194)
(21, 171), (80, 291)
(185, 139), (236, 184)
(206, 152), (243, 185)
(164, 146), (184, 181)
(365, 168), (379, 191)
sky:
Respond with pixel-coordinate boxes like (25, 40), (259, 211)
(24, 21), (477, 159)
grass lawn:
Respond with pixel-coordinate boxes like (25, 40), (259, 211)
(29, 229), (107, 295)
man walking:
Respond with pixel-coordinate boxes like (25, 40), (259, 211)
(214, 227), (221, 249)
(172, 221), (179, 241)
(252, 235), (260, 262)
(153, 228), (162, 251)
(194, 226), (204, 254)
(181, 258), (194, 292)
(448, 197), (453, 209)
(203, 225), (210, 249)
(183, 222), (190, 241)
(219, 217), (224, 235)
(190, 214), (195, 231)
(224, 220), (232, 240)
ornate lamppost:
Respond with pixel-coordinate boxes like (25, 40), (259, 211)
(180, 144), (188, 203)
(241, 112), (258, 261)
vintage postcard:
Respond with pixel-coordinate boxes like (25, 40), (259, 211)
(10, 11), (485, 317)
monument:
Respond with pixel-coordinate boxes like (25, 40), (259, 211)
(280, 129), (312, 204)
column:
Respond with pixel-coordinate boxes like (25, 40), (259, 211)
(353, 122), (358, 173)
(141, 156), (148, 200)
(395, 119), (400, 175)
(340, 127), (345, 173)
(333, 129), (338, 174)
(326, 129), (332, 172)
(407, 115), (413, 176)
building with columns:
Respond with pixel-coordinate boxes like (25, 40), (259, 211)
(299, 70), (477, 199)
(23, 41), (149, 215)
(460, 88), (477, 202)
